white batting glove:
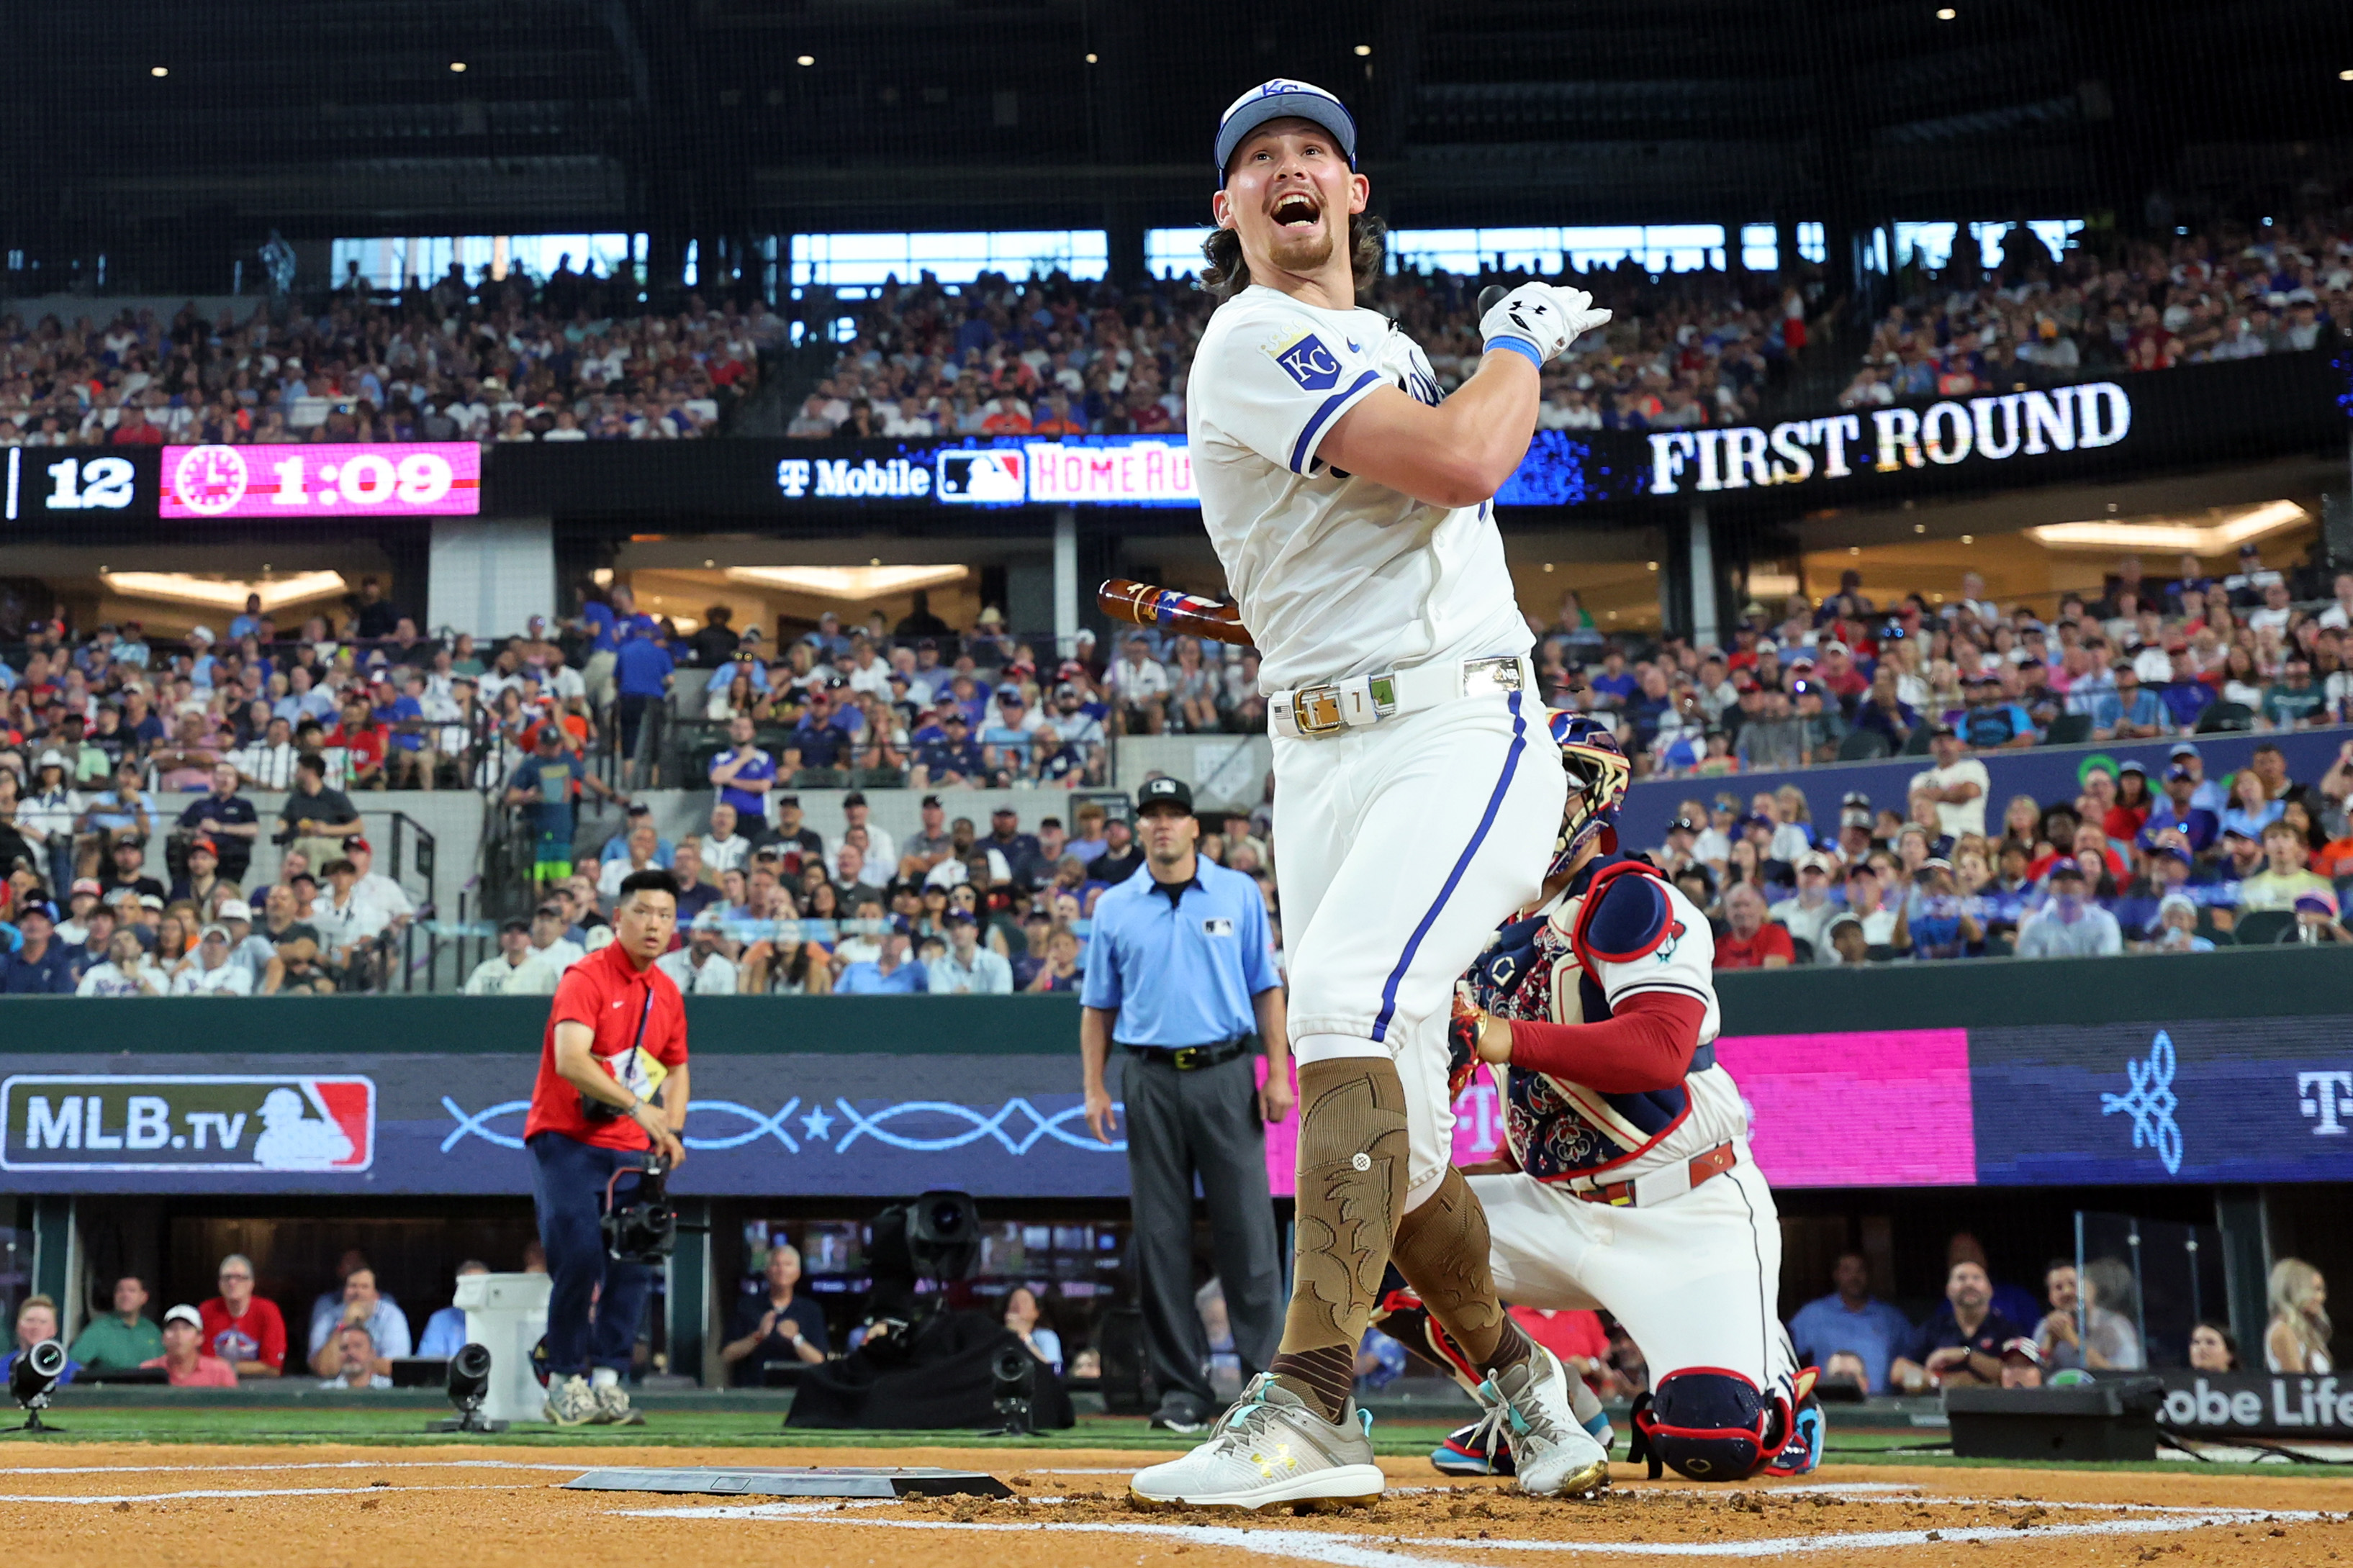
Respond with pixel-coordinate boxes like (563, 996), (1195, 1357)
(1480, 283), (1612, 366)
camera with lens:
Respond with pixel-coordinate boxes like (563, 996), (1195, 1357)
(602, 1155), (679, 1265)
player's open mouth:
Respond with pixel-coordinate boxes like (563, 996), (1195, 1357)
(1270, 192), (1321, 230)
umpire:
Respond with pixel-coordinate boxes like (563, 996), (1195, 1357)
(1082, 776), (1292, 1432)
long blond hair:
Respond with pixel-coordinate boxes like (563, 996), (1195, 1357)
(2268, 1258), (2331, 1360)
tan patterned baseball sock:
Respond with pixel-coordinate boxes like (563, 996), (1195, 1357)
(1268, 1056), (1409, 1423)
(1389, 1165), (1534, 1376)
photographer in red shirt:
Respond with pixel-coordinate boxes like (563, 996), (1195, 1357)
(524, 869), (689, 1426)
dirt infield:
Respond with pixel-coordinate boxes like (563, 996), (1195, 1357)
(2, 1443), (2347, 1567)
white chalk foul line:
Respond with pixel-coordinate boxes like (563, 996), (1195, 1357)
(615, 1497), (2330, 1561)
(0, 1459), (584, 1477)
(0, 1483), (539, 1505)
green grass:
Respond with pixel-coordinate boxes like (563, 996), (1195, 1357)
(0, 1406), (2341, 1476)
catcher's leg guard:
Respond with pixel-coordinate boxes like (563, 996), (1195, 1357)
(1627, 1368), (1781, 1481)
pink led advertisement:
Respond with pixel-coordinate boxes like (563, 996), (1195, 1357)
(1260, 1028), (1978, 1196)
(161, 443), (482, 520)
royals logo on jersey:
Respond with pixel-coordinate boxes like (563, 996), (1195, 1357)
(1465, 858), (1733, 1187)
(1263, 330), (1344, 391)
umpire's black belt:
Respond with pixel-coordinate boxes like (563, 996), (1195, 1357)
(1121, 1036), (1254, 1071)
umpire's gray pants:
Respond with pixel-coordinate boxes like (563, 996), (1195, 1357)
(1119, 1047), (1283, 1411)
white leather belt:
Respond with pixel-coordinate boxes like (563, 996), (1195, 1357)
(1268, 655), (1537, 740)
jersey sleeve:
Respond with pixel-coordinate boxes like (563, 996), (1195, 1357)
(550, 963), (602, 1029)
(1193, 307), (1387, 476)
(1586, 876), (1718, 1017)
(1078, 912), (1122, 1010)
(1238, 883), (1281, 995)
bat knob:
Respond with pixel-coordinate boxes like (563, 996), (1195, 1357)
(1477, 284), (1509, 316)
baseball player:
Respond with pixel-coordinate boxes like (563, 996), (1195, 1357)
(1383, 714), (1822, 1485)
(1129, 80), (1613, 1510)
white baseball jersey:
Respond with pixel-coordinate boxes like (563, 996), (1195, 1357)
(1186, 284), (1531, 692)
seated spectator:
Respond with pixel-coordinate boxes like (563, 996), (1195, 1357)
(1788, 1252), (1914, 1394)
(2189, 1320), (2240, 1374)
(2035, 1259), (2144, 1374)
(1822, 911), (1874, 966)
(0, 901), (77, 993)
(658, 910), (741, 994)
(2238, 820), (2332, 912)
(67, 1274), (163, 1374)
(2265, 1258), (2333, 1373)
(1003, 1285), (1064, 1376)
(1106, 634), (1171, 735)
(1887, 1260), (2026, 1392)
(307, 1263), (412, 1374)
(1714, 882), (1794, 968)
(415, 1261), (489, 1359)
(1768, 851), (1843, 956)
(3, 1295), (76, 1386)
(2013, 863), (2122, 958)
(926, 908), (1013, 994)
(463, 916), (561, 994)
(1026, 927), (1085, 992)
(525, 899), (587, 975)
(199, 1253), (286, 1377)
(141, 1304), (238, 1387)
(176, 762), (261, 884)
(76, 928), (168, 996)
(317, 1323), (392, 1389)
(721, 1244), (829, 1385)
(835, 916), (927, 994)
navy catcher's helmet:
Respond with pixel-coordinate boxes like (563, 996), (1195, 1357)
(1545, 711), (1632, 882)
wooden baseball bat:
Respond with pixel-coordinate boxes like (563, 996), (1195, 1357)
(1096, 578), (1254, 648)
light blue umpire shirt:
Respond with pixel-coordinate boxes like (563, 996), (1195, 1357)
(1081, 858), (1281, 1048)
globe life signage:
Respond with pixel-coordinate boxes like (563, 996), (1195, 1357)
(1647, 382), (2133, 496)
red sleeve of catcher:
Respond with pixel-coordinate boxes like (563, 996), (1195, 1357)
(1501, 990), (1708, 1094)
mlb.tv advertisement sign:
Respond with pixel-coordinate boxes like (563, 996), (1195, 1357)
(4, 1014), (2347, 1195)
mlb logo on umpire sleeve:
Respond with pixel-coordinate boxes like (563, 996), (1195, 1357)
(1266, 331), (1342, 391)
(1201, 917), (1235, 938)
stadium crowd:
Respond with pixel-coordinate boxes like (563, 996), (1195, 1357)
(1564, 551), (2353, 964)
(780, 259), (1802, 445)
(1842, 214), (2353, 407)
(0, 262), (777, 448)
(784, 215), (2348, 445)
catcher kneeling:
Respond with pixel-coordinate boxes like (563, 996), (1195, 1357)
(1381, 712), (1822, 1483)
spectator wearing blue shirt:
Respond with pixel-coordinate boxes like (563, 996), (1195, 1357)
(2217, 768), (2284, 843)
(786, 688), (859, 775)
(1585, 648), (1638, 710)
(415, 1261), (489, 1359)
(3, 1296), (78, 1390)
(599, 803), (677, 866)
(2102, 664), (2169, 740)
(2156, 647), (2215, 730)
(1960, 675), (2036, 750)
(800, 610), (854, 663)
(376, 672), (434, 788)
(2139, 766), (2219, 854)
(229, 595), (265, 643)
(1789, 1253), (1915, 1395)
(579, 584), (656, 711)
(613, 623), (675, 789)
(834, 917), (929, 993)
(708, 715), (777, 828)
(0, 904), (76, 994)
(912, 713), (985, 787)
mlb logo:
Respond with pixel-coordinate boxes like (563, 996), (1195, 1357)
(1201, 917), (1234, 938)
(936, 449), (1027, 503)
(1268, 332), (1342, 391)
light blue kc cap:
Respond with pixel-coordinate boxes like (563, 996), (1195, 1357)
(1214, 79), (1358, 186)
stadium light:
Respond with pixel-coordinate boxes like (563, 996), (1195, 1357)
(1936, 6), (1956, 17)
(2339, 68), (2352, 81)
(1354, 43), (1373, 55)
(1085, 52), (1098, 63)
(150, 65), (168, 78)
(450, 61), (467, 73)
(797, 55), (815, 66)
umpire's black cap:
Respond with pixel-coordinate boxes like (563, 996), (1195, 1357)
(1136, 776), (1195, 817)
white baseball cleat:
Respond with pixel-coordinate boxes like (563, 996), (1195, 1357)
(1479, 1344), (1611, 1496)
(1129, 1374), (1386, 1511)
(543, 1373), (598, 1427)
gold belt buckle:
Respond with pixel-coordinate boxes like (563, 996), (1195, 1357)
(1293, 684), (1345, 736)
(1172, 1046), (1203, 1071)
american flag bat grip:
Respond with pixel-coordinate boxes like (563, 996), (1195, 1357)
(1096, 578), (1254, 648)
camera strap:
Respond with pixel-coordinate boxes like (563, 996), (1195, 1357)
(581, 982), (657, 1122)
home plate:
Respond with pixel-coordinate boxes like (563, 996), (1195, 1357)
(563, 1466), (1011, 1499)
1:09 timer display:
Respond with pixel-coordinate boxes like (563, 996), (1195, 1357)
(160, 442), (482, 520)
